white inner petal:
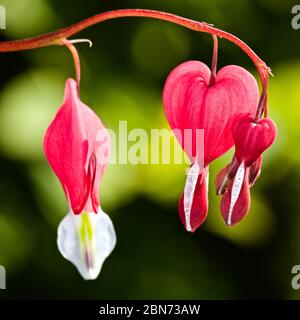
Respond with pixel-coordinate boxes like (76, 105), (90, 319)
(228, 162), (245, 226)
(183, 162), (200, 232)
(57, 208), (116, 280)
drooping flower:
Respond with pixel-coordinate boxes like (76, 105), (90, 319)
(44, 78), (116, 280)
(163, 61), (259, 232)
(216, 113), (277, 226)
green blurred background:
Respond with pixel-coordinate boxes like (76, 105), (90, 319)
(0, 0), (299, 299)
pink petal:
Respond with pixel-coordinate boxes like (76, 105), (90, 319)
(215, 163), (231, 196)
(220, 163), (251, 226)
(248, 156), (262, 187)
(215, 157), (239, 195)
(178, 166), (209, 232)
(43, 78), (110, 214)
(163, 61), (259, 165)
(232, 113), (277, 166)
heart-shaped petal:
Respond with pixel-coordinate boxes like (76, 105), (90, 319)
(163, 61), (259, 165)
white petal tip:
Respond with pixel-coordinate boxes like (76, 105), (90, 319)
(185, 225), (192, 232)
(227, 162), (245, 226)
(57, 208), (116, 280)
(183, 162), (201, 233)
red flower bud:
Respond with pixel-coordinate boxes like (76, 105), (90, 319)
(232, 113), (277, 166)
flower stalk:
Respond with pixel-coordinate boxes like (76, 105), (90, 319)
(63, 40), (81, 87)
(209, 35), (218, 86)
(0, 8), (270, 117)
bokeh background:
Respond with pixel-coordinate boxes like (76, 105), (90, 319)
(0, 0), (299, 299)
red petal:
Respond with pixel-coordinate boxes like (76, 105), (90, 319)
(215, 163), (231, 196)
(178, 166), (209, 232)
(215, 157), (239, 195)
(86, 153), (98, 213)
(163, 61), (259, 165)
(248, 156), (262, 187)
(232, 113), (277, 166)
(220, 163), (251, 226)
(43, 78), (110, 214)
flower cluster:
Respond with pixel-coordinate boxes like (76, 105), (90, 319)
(43, 44), (277, 279)
(163, 58), (276, 232)
(40, 26), (276, 280)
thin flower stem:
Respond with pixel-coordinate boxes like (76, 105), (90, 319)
(255, 71), (269, 120)
(0, 8), (271, 116)
(63, 40), (81, 88)
(209, 35), (218, 86)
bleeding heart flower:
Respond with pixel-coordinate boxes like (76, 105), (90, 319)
(216, 113), (277, 226)
(163, 60), (259, 232)
(44, 78), (116, 279)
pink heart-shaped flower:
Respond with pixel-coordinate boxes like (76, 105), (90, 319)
(163, 60), (259, 165)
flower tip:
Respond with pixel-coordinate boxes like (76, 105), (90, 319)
(178, 195), (204, 233)
(224, 216), (237, 227)
(57, 208), (116, 280)
(178, 165), (209, 233)
(65, 77), (78, 92)
(219, 162), (251, 227)
(182, 219), (198, 233)
(189, 225), (200, 233)
(179, 214), (202, 233)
